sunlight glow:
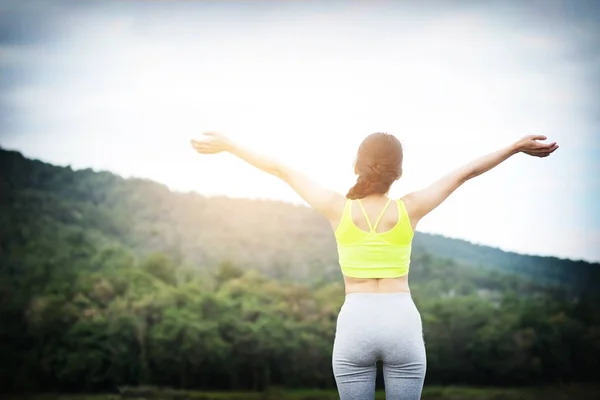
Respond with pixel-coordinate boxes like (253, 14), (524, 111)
(1, 3), (597, 261)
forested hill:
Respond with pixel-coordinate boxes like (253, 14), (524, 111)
(2, 147), (600, 392)
(412, 233), (598, 290)
(1, 147), (597, 291)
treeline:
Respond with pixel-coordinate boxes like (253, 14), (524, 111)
(1, 242), (599, 392)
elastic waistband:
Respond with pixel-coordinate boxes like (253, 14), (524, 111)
(341, 291), (416, 312)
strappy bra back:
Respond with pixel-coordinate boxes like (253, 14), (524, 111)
(334, 198), (414, 279)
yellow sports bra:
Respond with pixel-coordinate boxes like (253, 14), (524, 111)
(334, 198), (414, 279)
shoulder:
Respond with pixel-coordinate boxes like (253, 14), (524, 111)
(327, 192), (349, 218)
(397, 195), (419, 231)
(398, 194), (415, 212)
(323, 193), (349, 230)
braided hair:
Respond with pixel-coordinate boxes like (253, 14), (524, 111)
(346, 133), (403, 200)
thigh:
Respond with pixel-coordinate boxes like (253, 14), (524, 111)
(332, 339), (378, 400)
(332, 303), (379, 400)
(382, 355), (426, 400)
(380, 309), (427, 400)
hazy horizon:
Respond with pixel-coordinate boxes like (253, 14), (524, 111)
(1, 0), (599, 262)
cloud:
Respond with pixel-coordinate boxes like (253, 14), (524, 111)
(0, 0), (93, 45)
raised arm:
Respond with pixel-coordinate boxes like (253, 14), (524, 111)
(191, 132), (346, 223)
(402, 135), (558, 229)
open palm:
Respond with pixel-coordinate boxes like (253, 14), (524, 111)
(190, 132), (232, 154)
(518, 135), (559, 158)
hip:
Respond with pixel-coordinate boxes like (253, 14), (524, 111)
(337, 292), (422, 330)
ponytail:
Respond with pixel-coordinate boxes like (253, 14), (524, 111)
(347, 132), (403, 199)
(346, 166), (396, 200)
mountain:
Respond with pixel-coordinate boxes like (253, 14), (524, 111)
(413, 233), (598, 290)
(1, 147), (597, 291)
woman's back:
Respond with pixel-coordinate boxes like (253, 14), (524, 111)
(334, 194), (415, 294)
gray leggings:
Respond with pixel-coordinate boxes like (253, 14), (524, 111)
(332, 292), (427, 400)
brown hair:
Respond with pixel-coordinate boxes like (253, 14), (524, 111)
(346, 132), (403, 200)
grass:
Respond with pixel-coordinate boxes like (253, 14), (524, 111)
(6, 384), (600, 400)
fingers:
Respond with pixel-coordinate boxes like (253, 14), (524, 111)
(537, 141), (557, 150)
(191, 139), (214, 148)
(541, 143), (558, 152)
(190, 140), (222, 155)
(189, 133), (215, 146)
(530, 135), (547, 141)
(524, 143), (559, 158)
(192, 146), (219, 155)
(191, 143), (211, 151)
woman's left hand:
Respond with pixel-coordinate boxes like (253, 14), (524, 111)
(190, 132), (233, 154)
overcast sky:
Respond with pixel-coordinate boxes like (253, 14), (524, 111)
(1, 0), (599, 262)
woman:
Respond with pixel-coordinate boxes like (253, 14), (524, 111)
(190, 132), (558, 400)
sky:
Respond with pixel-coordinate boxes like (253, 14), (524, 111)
(1, 0), (599, 262)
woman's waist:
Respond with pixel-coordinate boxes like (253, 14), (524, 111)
(343, 275), (410, 295)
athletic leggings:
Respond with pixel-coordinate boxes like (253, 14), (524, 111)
(332, 292), (427, 400)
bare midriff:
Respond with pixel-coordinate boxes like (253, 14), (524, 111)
(343, 274), (410, 295)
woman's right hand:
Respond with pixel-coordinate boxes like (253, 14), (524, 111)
(190, 131), (233, 155)
(516, 135), (559, 158)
